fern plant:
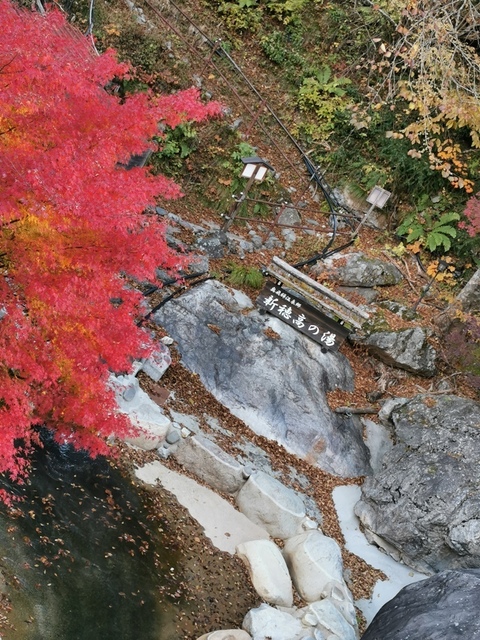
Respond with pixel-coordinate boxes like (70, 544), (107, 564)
(397, 210), (460, 253)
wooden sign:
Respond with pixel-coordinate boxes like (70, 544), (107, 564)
(256, 281), (350, 351)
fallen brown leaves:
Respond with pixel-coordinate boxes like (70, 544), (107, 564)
(139, 354), (386, 607)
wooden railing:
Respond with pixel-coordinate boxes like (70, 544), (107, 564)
(265, 257), (370, 330)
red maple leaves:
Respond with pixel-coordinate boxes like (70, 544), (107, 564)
(463, 194), (480, 237)
(0, 0), (221, 485)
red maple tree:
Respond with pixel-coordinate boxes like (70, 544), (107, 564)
(0, 0), (221, 489)
(463, 194), (480, 237)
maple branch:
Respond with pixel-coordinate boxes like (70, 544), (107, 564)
(0, 126), (15, 136)
(0, 54), (18, 74)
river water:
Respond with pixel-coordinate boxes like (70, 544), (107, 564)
(0, 432), (182, 640)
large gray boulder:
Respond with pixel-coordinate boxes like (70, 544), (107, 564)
(153, 280), (371, 477)
(353, 327), (436, 377)
(361, 569), (480, 640)
(355, 394), (480, 573)
(313, 252), (403, 287)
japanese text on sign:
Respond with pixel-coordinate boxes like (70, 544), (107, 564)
(256, 282), (350, 350)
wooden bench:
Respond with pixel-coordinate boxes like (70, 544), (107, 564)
(265, 256), (370, 330)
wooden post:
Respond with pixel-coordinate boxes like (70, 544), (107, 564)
(221, 174), (257, 231)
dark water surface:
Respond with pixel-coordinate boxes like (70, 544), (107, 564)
(0, 434), (181, 640)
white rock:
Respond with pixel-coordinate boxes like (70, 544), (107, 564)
(323, 581), (357, 628)
(301, 517), (319, 531)
(236, 471), (306, 540)
(196, 630), (252, 640)
(307, 600), (357, 640)
(282, 531), (344, 603)
(134, 344), (171, 381)
(243, 604), (303, 640)
(135, 462), (269, 554)
(169, 409), (201, 434)
(111, 374), (171, 449)
(236, 540), (293, 607)
(174, 434), (245, 494)
(302, 612), (318, 626)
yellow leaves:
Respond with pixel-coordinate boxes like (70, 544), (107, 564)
(385, 130), (404, 139)
(471, 131), (480, 148)
(104, 24), (120, 36)
(407, 148), (422, 159)
(406, 240), (422, 253)
(217, 177), (232, 185)
(426, 257), (456, 285)
(396, 25), (410, 36)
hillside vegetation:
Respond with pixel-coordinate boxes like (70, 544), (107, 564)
(44, 0), (480, 393)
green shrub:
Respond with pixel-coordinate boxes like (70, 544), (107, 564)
(296, 66), (352, 139)
(217, 1), (262, 31)
(264, 0), (308, 24)
(261, 28), (304, 70)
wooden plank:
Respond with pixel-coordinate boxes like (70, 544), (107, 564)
(272, 257), (370, 320)
(267, 259), (369, 330)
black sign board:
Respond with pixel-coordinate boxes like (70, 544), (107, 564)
(256, 280), (350, 351)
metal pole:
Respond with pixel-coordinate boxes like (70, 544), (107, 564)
(352, 201), (376, 237)
(411, 273), (438, 312)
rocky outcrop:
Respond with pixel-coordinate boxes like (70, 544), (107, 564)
(197, 631), (252, 640)
(301, 599), (357, 640)
(312, 252), (403, 287)
(242, 598), (359, 640)
(137, 434), (360, 640)
(153, 279), (371, 478)
(352, 327), (436, 377)
(242, 605), (303, 640)
(355, 394), (480, 573)
(361, 569), (480, 640)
